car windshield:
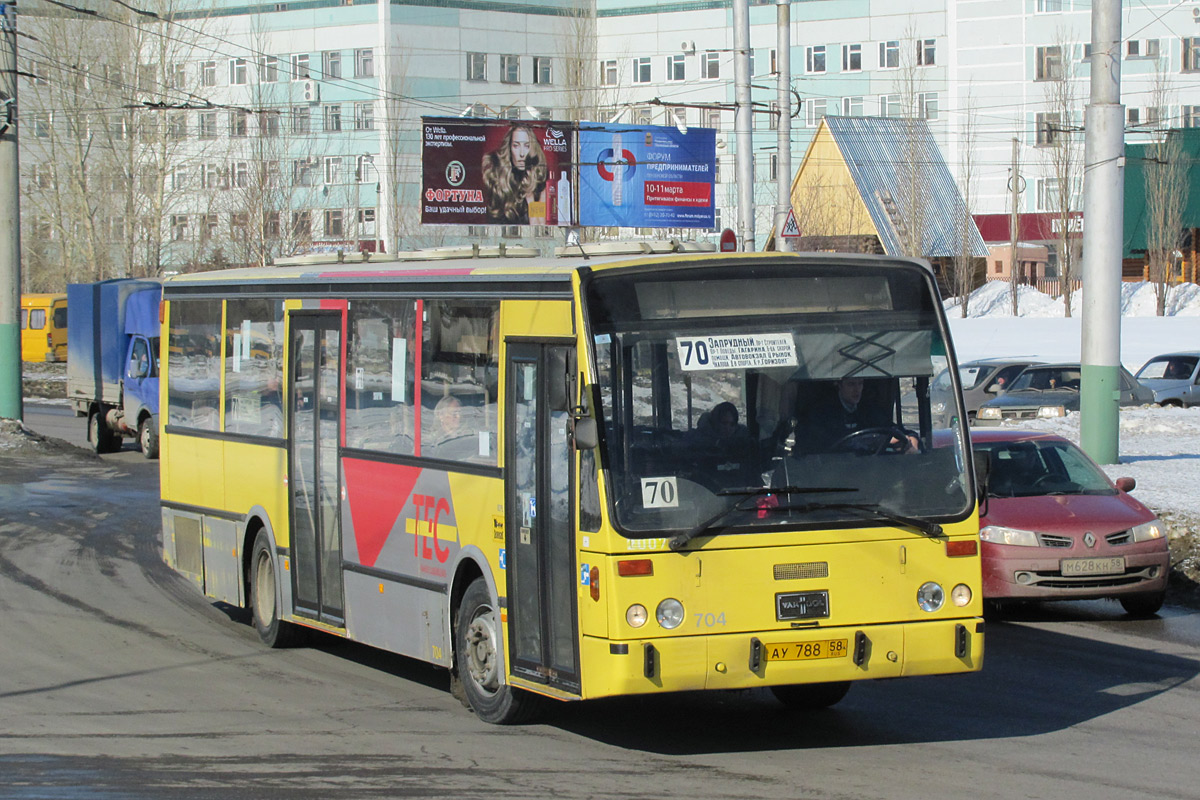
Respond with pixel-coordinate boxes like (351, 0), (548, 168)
(1137, 356), (1198, 381)
(584, 260), (973, 537)
(1008, 366), (1081, 392)
(977, 439), (1115, 498)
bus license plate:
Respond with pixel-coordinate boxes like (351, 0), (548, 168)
(1060, 556), (1125, 577)
(763, 639), (848, 662)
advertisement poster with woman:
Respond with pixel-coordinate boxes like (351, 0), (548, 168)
(421, 118), (575, 227)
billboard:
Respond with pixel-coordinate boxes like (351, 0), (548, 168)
(421, 118), (575, 227)
(578, 123), (716, 229)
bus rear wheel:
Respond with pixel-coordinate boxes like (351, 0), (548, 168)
(250, 529), (303, 648)
(454, 577), (540, 724)
(771, 681), (851, 710)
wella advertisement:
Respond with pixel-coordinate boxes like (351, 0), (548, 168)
(578, 123), (716, 229)
(421, 117), (575, 227)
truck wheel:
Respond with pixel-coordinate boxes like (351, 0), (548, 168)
(454, 577), (541, 724)
(139, 417), (159, 459)
(250, 529), (304, 648)
(88, 409), (118, 454)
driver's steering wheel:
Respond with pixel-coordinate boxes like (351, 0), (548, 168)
(830, 425), (922, 455)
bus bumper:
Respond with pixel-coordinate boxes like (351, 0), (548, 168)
(579, 618), (984, 699)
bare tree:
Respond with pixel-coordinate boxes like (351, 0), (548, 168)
(1042, 32), (1082, 317)
(893, 21), (928, 259)
(1144, 60), (1189, 316)
(954, 87), (980, 317)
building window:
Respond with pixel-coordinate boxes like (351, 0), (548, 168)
(601, 59), (617, 86)
(170, 215), (188, 241)
(500, 54), (520, 83)
(706, 109), (721, 130)
(467, 52), (486, 81)
(292, 210), (311, 238)
(229, 110), (249, 138)
(355, 155), (374, 182)
(919, 91), (939, 120)
(1036, 111), (1062, 145)
(324, 209), (344, 238)
(1037, 0), (1064, 11)
(323, 156), (341, 184)
(633, 56), (651, 83)
(291, 53), (310, 80)
(917, 39), (936, 66)
(31, 113), (50, 138)
(769, 153), (778, 181)
(1183, 106), (1200, 128)
(358, 208), (376, 234)
(233, 161), (249, 188)
(879, 94), (901, 117)
(322, 51), (341, 80)
(354, 102), (374, 130)
(768, 101), (779, 130)
(842, 96), (864, 116)
(355, 48), (374, 78)
(1037, 178), (1061, 211)
(533, 56), (552, 84)
(201, 61), (216, 86)
(806, 98), (826, 127)
(702, 51), (719, 79)
(198, 111), (217, 139)
(200, 163), (220, 190)
(1036, 46), (1063, 80)
(169, 63), (186, 89)
(666, 54), (685, 82)
(260, 112), (280, 138)
(1184, 38), (1200, 72)
(289, 106), (309, 135)
(632, 106), (653, 126)
(805, 45), (826, 74)
(1127, 107), (1141, 127)
(230, 212), (249, 236)
(842, 43), (861, 72)
(1147, 106), (1162, 126)
(259, 56), (279, 83)
(323, 104), (342, 132)
(293, 159), (317, 186)
(879, 40), (899, 69)
(229, 58), (248, 85)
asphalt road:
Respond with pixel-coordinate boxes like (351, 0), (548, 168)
(3, 404), (1200, 799)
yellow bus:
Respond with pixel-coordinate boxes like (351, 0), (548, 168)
(159, 244), (984, 724)
(21, 293), (68, 362)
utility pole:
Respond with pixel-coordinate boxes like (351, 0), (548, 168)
(733, 0), (754, 251)
(1008, 137), (1021, 316)
(0, 1), (22, 422)
(774, 0), (791, 252)
(1080, 0), (1124, 464)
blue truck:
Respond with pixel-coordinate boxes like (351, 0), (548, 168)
(66, 279), (162, 458)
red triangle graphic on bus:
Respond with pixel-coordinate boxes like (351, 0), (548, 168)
(342, 458), (421, 569)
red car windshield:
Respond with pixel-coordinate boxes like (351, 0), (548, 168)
(976, 439), (1116, 498)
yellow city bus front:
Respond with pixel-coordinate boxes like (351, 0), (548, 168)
(552, 253), (984, 707)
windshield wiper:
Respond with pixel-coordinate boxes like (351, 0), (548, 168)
(785, 501), (945, 539)
(667, 486), (858, 551)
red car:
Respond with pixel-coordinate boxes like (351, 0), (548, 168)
(972, 429), (1169, 616)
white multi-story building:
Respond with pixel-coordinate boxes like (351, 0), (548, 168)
(18, 0), (1200, 279)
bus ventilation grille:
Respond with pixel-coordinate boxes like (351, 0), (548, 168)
(773, 562), (829, 581)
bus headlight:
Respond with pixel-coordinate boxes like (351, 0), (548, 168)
(1132, 520), (1164, 542)
(917, 582), (945, 612)
(951, 584), (972, 607)
(977, 407), (1001, 420)
(626, 604), (648, 628)
(1037, 405), (1066, 418)
(656, 598), (685, 629)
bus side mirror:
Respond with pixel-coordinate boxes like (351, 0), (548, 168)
(973, 450), (991, 514)
(572, 417), (599, 450)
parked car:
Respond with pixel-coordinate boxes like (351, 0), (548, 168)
(974, 363), (1153, 425)
(1134, 351), (1200, 407)
(972, 429), (1168, 616)
(930, 358), (1042, 427)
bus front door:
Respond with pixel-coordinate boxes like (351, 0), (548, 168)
(506, 342), (580, 694)
(288, 313), (346, 627)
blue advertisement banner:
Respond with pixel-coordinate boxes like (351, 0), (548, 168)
(578, 123), (716, 229)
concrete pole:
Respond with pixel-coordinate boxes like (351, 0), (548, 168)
(1080, 0), (1124, 464)
(775, 0), (791, 253)
(0, 2), (22, 422)
(733, 0), (755, 251)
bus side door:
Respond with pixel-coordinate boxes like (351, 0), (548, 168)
(505, 341), (580, 694)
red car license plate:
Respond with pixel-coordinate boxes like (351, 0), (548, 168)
(1060, 556), (1125, 577)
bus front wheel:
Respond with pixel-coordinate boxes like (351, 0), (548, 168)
(454, 577), (540, 724)
(771, 681), (851, 710)
(250, 530), (303, 648)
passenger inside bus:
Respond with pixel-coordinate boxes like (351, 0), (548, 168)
(426, 393), (478, 461)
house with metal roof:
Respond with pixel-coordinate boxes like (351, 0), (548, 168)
(788, 116), (987, 269)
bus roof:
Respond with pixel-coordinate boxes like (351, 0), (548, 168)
(163, 249), (935, 297)
(21, 293), (67, 304)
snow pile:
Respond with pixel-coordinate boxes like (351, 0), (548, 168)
(945, 279), (1200, 318)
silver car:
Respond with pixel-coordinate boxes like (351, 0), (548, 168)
(930, 358), (1042, 427)
(1134, 351), (1200, 407)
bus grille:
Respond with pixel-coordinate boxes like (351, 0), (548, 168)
(774, 562), (829, 580)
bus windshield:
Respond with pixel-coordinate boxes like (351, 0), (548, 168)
(585, 260), (972, 538)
